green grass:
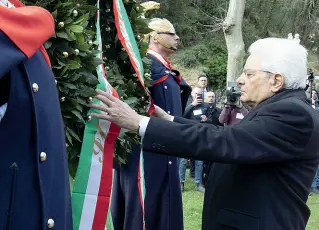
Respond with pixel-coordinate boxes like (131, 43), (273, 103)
(307, 194), (319, 230)
(182, 176), (204, 230)
(182, 171), (319, 230)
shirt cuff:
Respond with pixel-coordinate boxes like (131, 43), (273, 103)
(138, 115), (175, 137)
(138, 117), (150, 137)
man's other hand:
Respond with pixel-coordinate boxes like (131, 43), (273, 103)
(89, 89), (144, 132)
(201, 115), (207, 122)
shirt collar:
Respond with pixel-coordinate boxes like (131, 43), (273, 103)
(147, 49), (172, 69)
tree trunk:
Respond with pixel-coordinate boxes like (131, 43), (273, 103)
(223, 0), (246, 86)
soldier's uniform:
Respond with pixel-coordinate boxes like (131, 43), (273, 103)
(0, 2), (72, 229)
(111, 19), (191, 230)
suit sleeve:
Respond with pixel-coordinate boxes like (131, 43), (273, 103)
(183, 104), (194, 118)
(0, 31), (27, 79)
(143, 101), (313, 164)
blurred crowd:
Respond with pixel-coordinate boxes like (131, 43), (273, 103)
(179, 74), (250, 192)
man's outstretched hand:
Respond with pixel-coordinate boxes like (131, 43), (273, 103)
(89, 89), (144, 132)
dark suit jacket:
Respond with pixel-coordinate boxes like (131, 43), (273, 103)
(142, 89), (319, 230)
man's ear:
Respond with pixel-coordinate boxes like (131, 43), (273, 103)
(271, 74), (285, 92)
(150, 36), (159, 44)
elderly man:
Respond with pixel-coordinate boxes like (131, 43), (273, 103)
(91, 38), (319, 230)
(109, 18), (191, 230)
(203, 91), (221, 125)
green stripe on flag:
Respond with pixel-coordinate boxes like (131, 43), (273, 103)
(72, 118), (99, 230)
(117, 0), (144, 81)
(72, 1), (118, 229)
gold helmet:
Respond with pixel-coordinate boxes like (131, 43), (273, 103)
(148, 18), (176, 35)
(144, 18), (177, 50)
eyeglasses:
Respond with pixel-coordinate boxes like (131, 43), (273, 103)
(242, 69), (273, 78)
(157, 32), (177, 36)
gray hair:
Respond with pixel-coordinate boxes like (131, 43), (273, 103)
(248, 38), (308, 89)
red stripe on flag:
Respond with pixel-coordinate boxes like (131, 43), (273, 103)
(92, 123), (121, 229)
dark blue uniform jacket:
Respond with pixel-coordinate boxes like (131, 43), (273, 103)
(0, 30), (72, 230)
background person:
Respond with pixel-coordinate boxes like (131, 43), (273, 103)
(180, 87), (207, 193)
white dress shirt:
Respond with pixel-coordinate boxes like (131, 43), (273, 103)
(138, 115), (174, 137)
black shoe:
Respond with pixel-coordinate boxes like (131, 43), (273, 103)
(196, 183), (205, 193)
(181, 182), (184, 193)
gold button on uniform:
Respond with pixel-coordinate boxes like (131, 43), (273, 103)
(168, 161), (172, 165)
(32, 83), (39, 93)
(47, 218), (55, 228)
(164, 86), (168, 89)
(40, 152), (47, 162)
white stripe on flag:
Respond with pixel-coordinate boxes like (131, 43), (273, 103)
(79, 195), (98, 230)
(79, 119), (111, 229)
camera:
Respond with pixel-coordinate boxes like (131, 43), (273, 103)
(225, 82), (241, 106)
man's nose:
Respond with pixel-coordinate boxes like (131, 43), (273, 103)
(236, 73), (244, 85)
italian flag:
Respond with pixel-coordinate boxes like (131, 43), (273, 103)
(71, 0), (120, 229)
(72, 0), (155, 229)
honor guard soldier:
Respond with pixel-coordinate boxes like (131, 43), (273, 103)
(110, 18), (191, 230)
(0, 1), (72, 229)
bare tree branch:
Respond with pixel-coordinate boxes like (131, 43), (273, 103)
(192, 3), (224, 23)
(183, 14), (223, 33)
